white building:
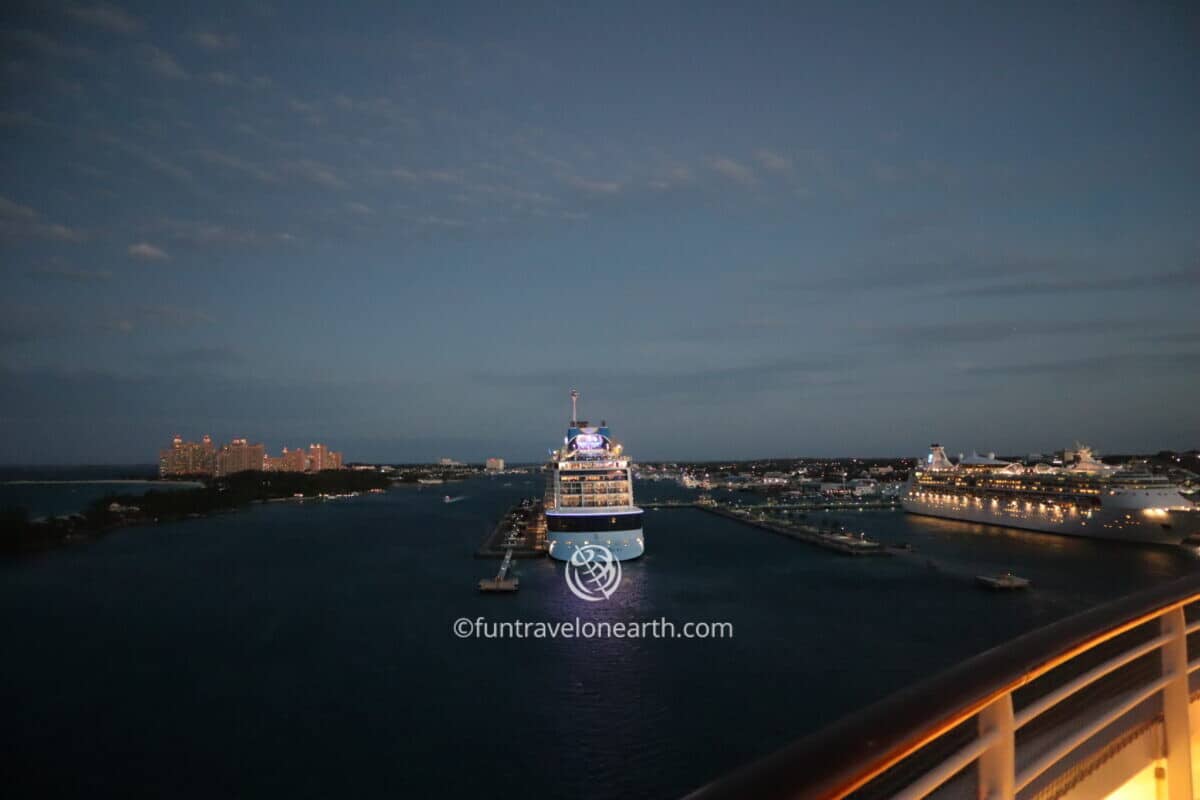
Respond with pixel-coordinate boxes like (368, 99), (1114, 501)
(485, 457), (505, 472)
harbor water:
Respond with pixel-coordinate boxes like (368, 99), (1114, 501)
(2, 475), (1197, 798)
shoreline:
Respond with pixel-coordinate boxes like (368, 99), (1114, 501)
(1, 471), (392, 558)
(3, 479), (203, 487)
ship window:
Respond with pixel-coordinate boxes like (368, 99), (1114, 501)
(548, 513), (643, 532)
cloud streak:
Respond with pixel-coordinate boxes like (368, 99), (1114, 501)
(65, 3), (143, 34)
(709, 157), (756, 185)
(187, 31), (239, 50)
(945, 268), (1199, 298)
(0, 196), (86, 242)
(139, 45), (189, 80)
(128, 242), (169, 261)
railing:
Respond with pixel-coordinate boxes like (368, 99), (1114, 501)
(685, 573), (1200, 800)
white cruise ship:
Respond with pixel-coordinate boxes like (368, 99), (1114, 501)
(902, 444), (1200, 545)
(543, 392), (644, 561)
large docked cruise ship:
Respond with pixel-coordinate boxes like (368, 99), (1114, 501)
(543, 392), (644, 561)
(902, 444), (1200, 545)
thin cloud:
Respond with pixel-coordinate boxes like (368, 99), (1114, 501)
(65, 3), (143, 35)
(134, 304), (215, 328)
(188, 31), (239, 50)
(755, 149), (793, 172)
(195, 149), (277, 183)
(960, 351), (1200, 377)
(4, 29), (94, 59)
(128, 242), (169, 261)
(0, 196), (86, 241)
(0, 111), (43, 127)
(139, 45), (189, 80)
(946, 268), (1199, 298)
(862, 319), (1150, 346)
(101, 135), (193, 183)
(476, 355), (859, 399)
(147, 345), (241, 368)
(151, 219), (281, 247)
(205, 71), (272, 89)
(562, 174), (622, 195)
(0, 196), (37, 220)
(284, 160), (345, 189)
(709, 157), (756, 185)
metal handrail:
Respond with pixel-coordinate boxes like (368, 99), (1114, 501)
(684, 572), (1200, 800)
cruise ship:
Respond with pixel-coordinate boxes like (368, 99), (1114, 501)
(902, 444), (1200, 545)
(544, 392), (644, 561)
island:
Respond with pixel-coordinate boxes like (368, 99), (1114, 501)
(0, 469), (392, 556)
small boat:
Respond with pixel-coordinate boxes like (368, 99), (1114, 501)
(443, 495), (465, 504)
(977, 572), (1031, 590)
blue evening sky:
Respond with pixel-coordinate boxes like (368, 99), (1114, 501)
(1, 1), (1198, 463)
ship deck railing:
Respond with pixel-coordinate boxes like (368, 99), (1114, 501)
(685, 573), (1200, 800)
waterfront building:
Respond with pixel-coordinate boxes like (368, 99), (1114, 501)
(159, 435), (216, 477)
(848, 478), (880, 496)
(216, 438), (265, 477)
(161, 436), (344, 476)
(485, 457), (505, 472)
(282, 447), (308, 472)
(306, 443), (344, 471)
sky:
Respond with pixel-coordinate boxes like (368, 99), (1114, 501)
(1, 1), (1198, 464)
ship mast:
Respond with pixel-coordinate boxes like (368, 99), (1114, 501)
(570, 388), (579, 425)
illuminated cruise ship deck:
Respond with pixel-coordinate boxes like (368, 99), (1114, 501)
(543, 390), (644, 562)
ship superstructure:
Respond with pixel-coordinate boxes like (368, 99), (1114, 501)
(544, 391), (644, 561)
(902, 444), (1200, 545)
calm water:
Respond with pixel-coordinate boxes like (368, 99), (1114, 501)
(0, 465), (192, 518)
(2, 476), (1198, 798)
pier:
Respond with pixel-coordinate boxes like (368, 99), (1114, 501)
(640, 498), (900, 512)
(475, 500), (548, 559)
(694, 503), (890, 556)
(478, 547), (519, 592)
(476, 500), (546, 592)
(689, 502), (1027, 582)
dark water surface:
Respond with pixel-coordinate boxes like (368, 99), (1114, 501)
(2, 476), (1197, 798)
(0, 464), (181, 518)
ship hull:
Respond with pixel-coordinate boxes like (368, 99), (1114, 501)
(545, 509), (645, 561)
(901, 495), (1200, 545)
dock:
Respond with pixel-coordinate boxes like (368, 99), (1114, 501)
(478, 547), (519, 592)
(695, 504), (890, 556)
(475, 500), (548, 559)
(477, 500), (547, 592)
(640, 498), (900, 512)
